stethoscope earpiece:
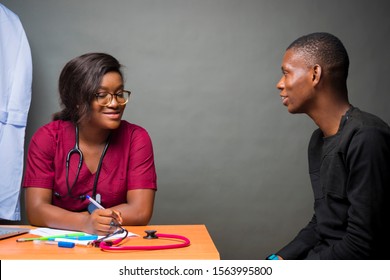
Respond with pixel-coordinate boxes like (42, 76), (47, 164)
(54, 191), (86, 201)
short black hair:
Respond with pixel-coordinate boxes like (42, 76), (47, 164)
(287, 32), (349, 82)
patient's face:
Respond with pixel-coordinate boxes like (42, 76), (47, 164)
(276, 49), (316, 115)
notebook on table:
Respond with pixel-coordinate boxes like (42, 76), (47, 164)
(0, 226), (29, 240)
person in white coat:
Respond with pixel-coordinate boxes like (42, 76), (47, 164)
(0, 4), (32, 220)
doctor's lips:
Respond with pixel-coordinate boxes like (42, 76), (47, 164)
(103, 111), (122, 119)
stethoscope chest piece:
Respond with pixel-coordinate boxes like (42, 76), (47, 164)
(143, 230), (158, 239)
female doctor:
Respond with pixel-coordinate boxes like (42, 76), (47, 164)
(23, 53), (157, 235)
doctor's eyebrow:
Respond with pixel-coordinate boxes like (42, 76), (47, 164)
(97, 85), (124, 92)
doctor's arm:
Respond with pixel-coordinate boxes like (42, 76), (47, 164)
(25, 187), (120, 235)
(107, 189), (155, 226)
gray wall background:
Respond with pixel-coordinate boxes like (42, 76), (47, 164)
(2, 0), (389, 259)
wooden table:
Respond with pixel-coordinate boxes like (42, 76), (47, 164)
(0, 224), (219, 260)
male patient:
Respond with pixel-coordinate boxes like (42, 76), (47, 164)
(268, 32), (390, 259)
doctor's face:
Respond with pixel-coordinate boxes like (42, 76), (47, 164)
(88, 71), (126, 130)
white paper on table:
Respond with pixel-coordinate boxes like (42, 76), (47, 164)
(29, 227), (137, 243)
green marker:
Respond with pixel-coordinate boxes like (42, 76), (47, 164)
(16, 232), (85, 242)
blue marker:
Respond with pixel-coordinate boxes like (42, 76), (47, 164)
(58, 241), (75, 248)
(61, 235), (98, 241)
(33, 240), (75, 248)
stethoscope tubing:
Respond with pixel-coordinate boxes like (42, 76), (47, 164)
(98, 233), (190, 251)
(61, 125), (110, 201)
(64, 125), (84, 198)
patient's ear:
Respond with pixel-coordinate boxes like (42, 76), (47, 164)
(312, 64), (322, 85)
(312, 64), (322, 86)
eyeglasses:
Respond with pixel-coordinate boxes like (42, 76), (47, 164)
(94, 90), (131, 107)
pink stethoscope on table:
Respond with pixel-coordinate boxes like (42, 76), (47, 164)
(91, 229), (191, 251)
(85, 197), (190, 251)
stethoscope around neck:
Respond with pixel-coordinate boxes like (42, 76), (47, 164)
(54, 125), (110, 202)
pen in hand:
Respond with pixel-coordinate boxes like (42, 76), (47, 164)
(86, 195), (104, 210)
(86, 195), (123, 225)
